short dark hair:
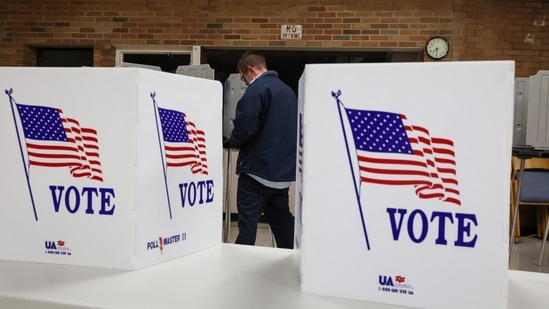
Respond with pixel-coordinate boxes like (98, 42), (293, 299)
(236, 51), (267, 73)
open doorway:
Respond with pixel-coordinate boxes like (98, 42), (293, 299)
(204, 48), (422, 94)
(115, 46), (422, 94)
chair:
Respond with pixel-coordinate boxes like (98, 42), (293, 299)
(510, 156), (549, 266)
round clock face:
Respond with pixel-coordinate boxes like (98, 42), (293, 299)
(426, 36), (449, 60)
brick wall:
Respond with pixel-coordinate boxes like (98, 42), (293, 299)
(1, 0), (549, 77)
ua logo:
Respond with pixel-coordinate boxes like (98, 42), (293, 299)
(45, 241), (57, 250)
(379, 275), (394, 286)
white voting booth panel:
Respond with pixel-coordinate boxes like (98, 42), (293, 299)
(0, 67), (222, 270)
(526, 70), (549, 147)
(296, 61), (514, 309)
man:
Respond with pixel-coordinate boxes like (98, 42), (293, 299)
(223, 51), (297, 249)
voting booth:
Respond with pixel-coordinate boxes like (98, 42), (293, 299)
(0, 67), (222, 270)
(295, 61), (514, 308)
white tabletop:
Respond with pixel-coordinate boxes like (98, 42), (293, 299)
(0, 244), (546, 309)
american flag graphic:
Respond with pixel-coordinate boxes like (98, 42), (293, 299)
(345, 108), (460, 206)
(16, 103), (103, 182)
(158, 107), (208, 175)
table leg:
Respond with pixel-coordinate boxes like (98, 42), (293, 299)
(223, 149), (232, 243)
(509, 158), (526, 265)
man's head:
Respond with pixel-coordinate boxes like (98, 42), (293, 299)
(237, 51), (267, 85)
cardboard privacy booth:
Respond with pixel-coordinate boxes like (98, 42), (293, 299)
(295, 61), (514, 309)
(0, 67), (223, 270)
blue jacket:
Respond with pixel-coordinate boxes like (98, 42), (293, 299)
(225, 70), (297, 182)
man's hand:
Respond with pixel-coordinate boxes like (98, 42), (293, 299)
(223, 136), (231, 149)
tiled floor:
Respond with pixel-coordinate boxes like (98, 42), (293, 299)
(227, 222), (549, 275)
(510, 235), (549, 274)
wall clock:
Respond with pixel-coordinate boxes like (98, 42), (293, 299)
(425, 36), (449, 60)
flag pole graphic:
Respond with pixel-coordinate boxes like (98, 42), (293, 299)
(151, 92), (173, 220)
(5, 88), (38, 221)
(332, 90), (370, 250)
